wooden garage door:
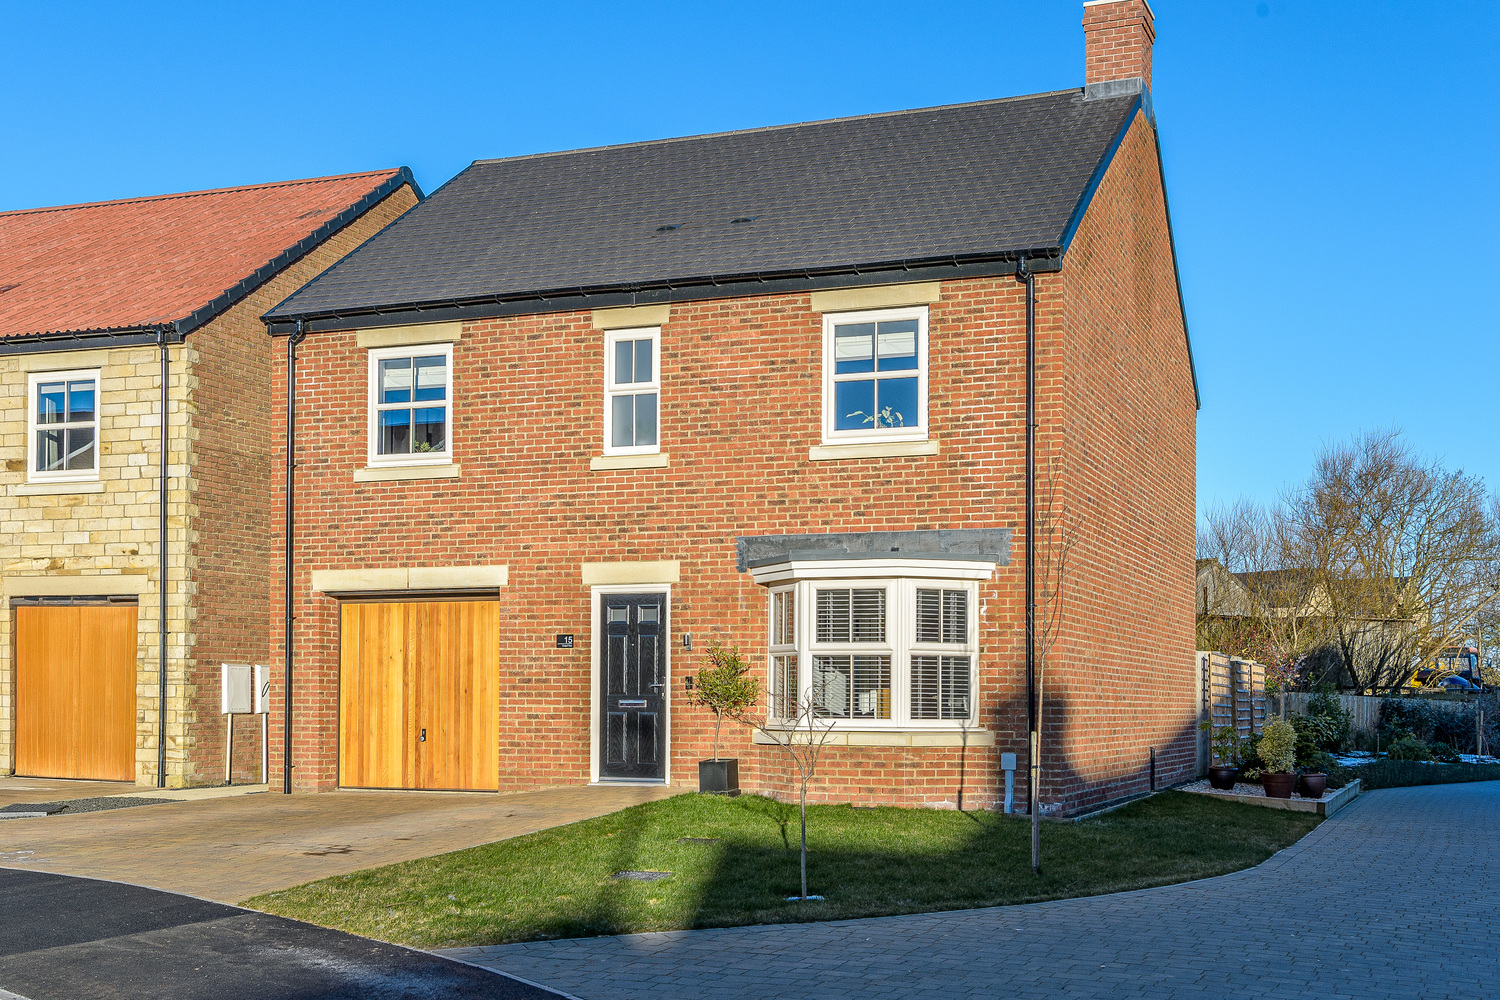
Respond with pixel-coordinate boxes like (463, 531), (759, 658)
(16, 604), (137, 782)
(339, 600), (499, 791)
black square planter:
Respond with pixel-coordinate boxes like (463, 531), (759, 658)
(698, 758), (740, 796)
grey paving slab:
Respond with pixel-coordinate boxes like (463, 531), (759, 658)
(444, 783), (1500, 1000)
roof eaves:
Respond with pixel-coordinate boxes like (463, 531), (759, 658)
(0, 325), (178, 357)
(174, 167), (422, 338)
(263, 248), (1065, 335)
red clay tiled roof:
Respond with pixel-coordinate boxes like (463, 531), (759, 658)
(0, 169), (410, 339)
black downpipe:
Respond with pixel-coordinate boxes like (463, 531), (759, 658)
(1018, 257), (1039, 872)
(157, 328), (170, 788)
(283, 319), (307, 794)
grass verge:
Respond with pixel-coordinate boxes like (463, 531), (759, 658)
(1346, 760), (1500, 790)
(244, 790), (1318, 949)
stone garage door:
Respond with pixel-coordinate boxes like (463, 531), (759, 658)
(15, 602), (137, 782)
(338, 599), (499, 791)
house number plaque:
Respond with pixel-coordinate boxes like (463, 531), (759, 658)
(556, 634), (575, 649)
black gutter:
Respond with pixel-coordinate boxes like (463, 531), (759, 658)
(263, 251), (1064, 336)
(1017, 257), (1040, 874)
(282, 319), (307, 795)
(0, 329), (180, 357)
(156, 326), (171, 788)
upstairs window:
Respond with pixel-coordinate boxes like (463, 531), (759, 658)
(822, 306), (928, 444)
(28, 370), (98, 482)
(368, 345), (451, 466)
(603, 327), (660, 455)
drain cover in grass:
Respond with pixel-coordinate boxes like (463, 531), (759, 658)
(611, 870), (673, 882)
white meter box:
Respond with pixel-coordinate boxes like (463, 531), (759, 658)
(254, 664), (270, 714)
(221, 663), (254, 715)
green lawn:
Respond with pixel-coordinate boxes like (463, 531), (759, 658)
(244, 790), (1318, 949)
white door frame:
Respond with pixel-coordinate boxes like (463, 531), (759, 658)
(589, 584), (671, 784)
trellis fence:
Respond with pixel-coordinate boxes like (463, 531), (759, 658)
(1197, 651), (1268, 772)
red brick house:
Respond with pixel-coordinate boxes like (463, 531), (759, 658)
(0, 170), (420, 787)
(263, 0), (1197, 815)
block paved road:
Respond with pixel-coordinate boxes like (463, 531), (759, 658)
(0, 868), (559, 1000)
(446, 782), (1500, 999)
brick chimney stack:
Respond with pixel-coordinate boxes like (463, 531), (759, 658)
(1083, 0), (1155, 91)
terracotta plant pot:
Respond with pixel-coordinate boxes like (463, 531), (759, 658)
(698, 758), (740, 796)
(1261, 772), (1296, 799)
(1297, 773), (1327, 799)
(1208, 765), (1240, 790)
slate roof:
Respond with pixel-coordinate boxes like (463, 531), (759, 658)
(0, 169), (416, 340)
(266, 89), (1145, 327)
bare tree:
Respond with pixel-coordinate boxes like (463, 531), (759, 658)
(1286, 430), (1500, 692)
(743, 683), (839, 902)
(1197, 499), (1329, 681)
(1030, 455), (1079, 873)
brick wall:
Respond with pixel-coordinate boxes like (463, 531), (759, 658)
(184, 184), (418, 785)
(1051, 111), (1198, 814)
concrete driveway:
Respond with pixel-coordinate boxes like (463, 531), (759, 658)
(447, 782), (1500, 1000)
(0, 778), (676, 903)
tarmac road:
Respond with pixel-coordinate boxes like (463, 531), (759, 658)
(0, 868), (560, 1000)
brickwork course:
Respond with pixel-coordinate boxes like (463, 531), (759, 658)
(262, 0), (1194, 813)
(447, 783), (1500, 999)
(0, 172), (420, 786)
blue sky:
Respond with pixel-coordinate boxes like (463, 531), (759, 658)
(4, 1), (1497, 519)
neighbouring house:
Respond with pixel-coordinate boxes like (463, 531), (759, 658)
(0, 170), (421, 786)
(262, 0), (1198, 814)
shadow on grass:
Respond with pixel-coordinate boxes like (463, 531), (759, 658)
(244, 790), (1320, 949)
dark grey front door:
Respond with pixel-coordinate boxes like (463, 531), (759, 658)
(600, 593), (666, 781)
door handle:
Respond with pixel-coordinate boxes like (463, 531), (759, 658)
(419, 728), (426, 743)
(648, 683), (665, 691)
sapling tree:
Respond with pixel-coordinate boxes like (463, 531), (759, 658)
(742, 682), (838, 902)
(692, 642), (760, 762)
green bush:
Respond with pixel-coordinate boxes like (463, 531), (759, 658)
(1348, 759), (1500, 790)
(1305, 689), (1353, 750)
(1385, 734), (1431, 761)
(1259, 719), (1297, 773)
(1428, 742), (1462, 763)
(1239, 731), (1263, 779)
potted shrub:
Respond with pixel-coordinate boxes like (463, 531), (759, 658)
(690, 642), (760, 795)
(1199, 721), (1241, 790)
(1258, 719), (1298, 798)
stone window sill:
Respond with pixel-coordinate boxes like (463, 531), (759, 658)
(14, 480), (105, 496)
(752, 728), (992, 748)
(808, 440), (939, 462)
(353, 463), (461, 483)
(590, 452), (669, 471)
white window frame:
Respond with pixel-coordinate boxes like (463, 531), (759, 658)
(366, 344), (453, 468)
(27, 369), (101, 484)
(765, 574), (979, 729)
(821, 305), (929, 446)
(601, 326), (661, 456)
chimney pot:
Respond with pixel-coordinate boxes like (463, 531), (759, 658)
(1083, 0), (1155, 91)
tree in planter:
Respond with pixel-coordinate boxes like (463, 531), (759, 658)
(741, 682), (839, 902)
(692, 642), (761, 763)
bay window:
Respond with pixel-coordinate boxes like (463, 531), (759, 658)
(763, 572), (979, 727)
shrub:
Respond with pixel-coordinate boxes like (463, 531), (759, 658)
(1385, 734), (1431, 761)
(1305, 689), (1353, 750)
(1239, 731), (1263, 779)
(1259, 719), (1297, 773)
(1428, 741), (1462, 763)
(1348, 759), (1500, 789)
(1292, 714), (1346, 766)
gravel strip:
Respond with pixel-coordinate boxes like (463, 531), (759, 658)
(0, 796), (175, 816)
(1178, 779), (1327, 801)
